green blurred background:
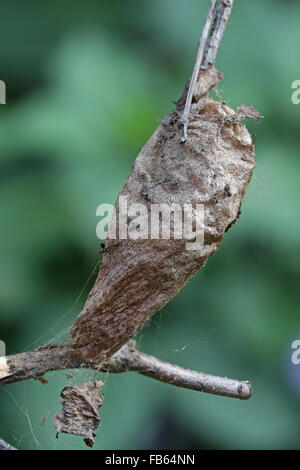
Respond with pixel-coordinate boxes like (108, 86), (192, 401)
(0, 0), (300, 450)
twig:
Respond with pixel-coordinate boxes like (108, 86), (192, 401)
(107, 342), (252, 400)
(180, 0), (234, 143)
(202, 0), (234, 70)
(0, 345), (89, 385)
(0, 341), (252, 400)
(0, 438), (17, 451)
(180, 0), (217, 143)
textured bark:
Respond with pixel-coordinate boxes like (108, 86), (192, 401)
(0, 345), (90, 385)
(70, 68), (259, 363)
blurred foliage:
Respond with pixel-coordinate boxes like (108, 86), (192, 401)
(0, 0), (300, 450)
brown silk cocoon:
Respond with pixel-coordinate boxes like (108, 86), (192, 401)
(70, 68), (259, 362)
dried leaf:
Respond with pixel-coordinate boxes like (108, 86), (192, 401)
(53, 381), (104, 447)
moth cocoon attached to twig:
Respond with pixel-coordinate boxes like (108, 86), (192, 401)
(70, 67), (261, 363)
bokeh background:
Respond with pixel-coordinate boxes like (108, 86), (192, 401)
(1, 0), (300, 450)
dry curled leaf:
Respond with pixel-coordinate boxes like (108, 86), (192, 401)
(70, 67), (261, 363)
(53, 381), (104, 447)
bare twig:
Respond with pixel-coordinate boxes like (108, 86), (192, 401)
(107, 342), (252, 400)
(180, 0), (217, 143)
(0, 341), (252, 400)
(202, 0), (234, 70)
(0, 438), (17, 451)
(180, 0), (234, 143)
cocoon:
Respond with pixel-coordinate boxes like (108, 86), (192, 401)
(70, 69), (260, 362)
